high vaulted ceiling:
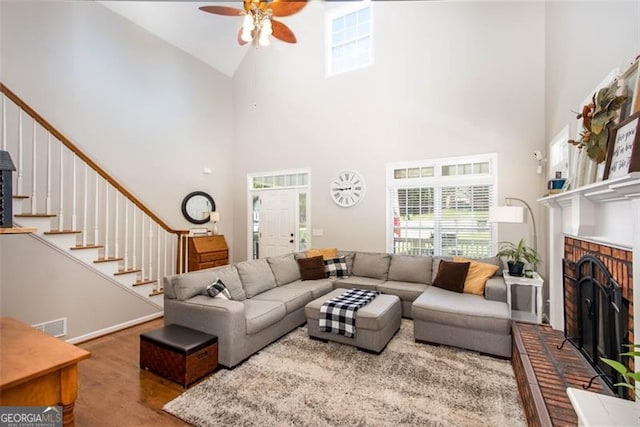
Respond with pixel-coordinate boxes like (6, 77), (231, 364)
(99, 1), (318, 77)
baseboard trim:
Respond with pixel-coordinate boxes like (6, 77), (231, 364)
(67, 312), (164, 344)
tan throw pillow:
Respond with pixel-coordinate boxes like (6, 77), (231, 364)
(297, 256), (326, 281)
(454, 256), (500, 296)
(432, 260), (470, 293)
(306, 248), (338, 260)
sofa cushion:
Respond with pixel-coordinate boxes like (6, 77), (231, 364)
(236, 259), (277, 298)
(334, 276), (384, 291)
(454, 256), (500, 296)
(267, 254), (301, 286)
(485, 276), (508, 303)
(432, 260), (469, 293)
(297, 256), (326, 280)
(388, 254), (432, 284)
(203, 265), (246, 301)
(281, 279), (334, 299)
(351, 252), (391, 280)
(412, 286), (510, 335)
(174, 270), (217, 301)
(378, 280), (428, 302)
(306, 247), (338, 259)
(241, 299), (287, 335)
(252, 287), (313, 314)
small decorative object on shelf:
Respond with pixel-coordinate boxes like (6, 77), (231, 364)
(0, 150), (16, 229)
(603, 111), (640, 180)
(569, 82), (627, 163)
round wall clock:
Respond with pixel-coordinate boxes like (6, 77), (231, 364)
(181, 191), (216, 224)
(330, 170), (366, 207)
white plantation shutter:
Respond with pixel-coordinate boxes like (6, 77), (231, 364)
(388, 155), (496, 258)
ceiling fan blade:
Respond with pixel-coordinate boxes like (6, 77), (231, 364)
(237, 28), (248, 46)
(199, 5), (244, 16)
(271, 20), (297, 44)
(269, 0), (307, 17)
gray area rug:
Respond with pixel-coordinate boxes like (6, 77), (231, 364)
(163, 320), (525, 426)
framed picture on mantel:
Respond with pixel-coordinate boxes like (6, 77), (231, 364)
(604, 111), (640, 180)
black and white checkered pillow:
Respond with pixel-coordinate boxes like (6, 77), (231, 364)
(205, 278), (231, 300)
(324, 256), (349, 278)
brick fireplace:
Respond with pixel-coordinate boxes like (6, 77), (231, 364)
(563, 237), (634, 397)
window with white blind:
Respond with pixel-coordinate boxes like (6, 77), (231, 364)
(387, 154), (497, 258)
(326, 2), (373, 76)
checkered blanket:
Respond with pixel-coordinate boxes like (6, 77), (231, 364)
(319, 289), (379, 338)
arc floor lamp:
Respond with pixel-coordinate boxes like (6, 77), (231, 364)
(489, 197), (538, 270)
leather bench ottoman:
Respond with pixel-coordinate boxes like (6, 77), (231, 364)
(304, 288), (401, 354)
(140, 324), (218, 387)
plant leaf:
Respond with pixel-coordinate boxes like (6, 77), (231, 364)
(613, 382), (635, 390)
(619, 351), (640, 357)
(600, 357), (628, 375)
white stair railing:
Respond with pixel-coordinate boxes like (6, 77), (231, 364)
(0, 83), (189, 300)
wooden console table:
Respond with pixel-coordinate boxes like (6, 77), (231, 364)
(0, 317), (91, 426)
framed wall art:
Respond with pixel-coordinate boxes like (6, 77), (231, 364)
(603, 111), (640, 180)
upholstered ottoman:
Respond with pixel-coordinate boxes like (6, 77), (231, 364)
(412, 286), (511, 358)
(304, 288), (401, 354)
(140, 324), (218, 387)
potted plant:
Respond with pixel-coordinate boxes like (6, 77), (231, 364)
(496, 238), (540, 276)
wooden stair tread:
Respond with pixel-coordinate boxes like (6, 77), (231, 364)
(70, 244), (104, 250)
(94, 257), (124, 264)
(133, 279), (156, 287)
(15, 213), (56, 218)
(12, 195), (29, 199)
(114, 269), (141, 276)
(44, 230), (82, 235)
(149, 289), (164, 297)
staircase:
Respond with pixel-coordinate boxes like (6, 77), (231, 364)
(1, 83), (189, 308)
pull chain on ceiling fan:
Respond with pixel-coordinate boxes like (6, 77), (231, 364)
(199, 0), (307, 46)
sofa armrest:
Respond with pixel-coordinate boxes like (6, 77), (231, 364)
(164, 296), (246, 339)
(484, 276), (507, 303)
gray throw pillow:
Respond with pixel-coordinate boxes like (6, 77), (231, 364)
(267, 254), (301, 285)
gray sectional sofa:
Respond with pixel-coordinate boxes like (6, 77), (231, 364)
(163, 250), (512, 368)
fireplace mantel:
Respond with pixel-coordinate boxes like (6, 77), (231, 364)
(539, 172), (640, 401)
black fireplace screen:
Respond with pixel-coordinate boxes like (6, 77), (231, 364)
(563, 254), (625, 396)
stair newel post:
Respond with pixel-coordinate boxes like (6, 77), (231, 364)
(82, 163), (88, 247)
(46, 134), (51, 215)
(58, 144), (64, 231)
(1, 95), (6, 151)
(17, 110), (23, 195)
(71, 153), (77, 231)
(148, 217), (153, 281)
(30, 120), (37, 214)
(93, 171), (99, 245)
(132, 205), (137, 271)
(104, 181), (109, 258)
(114, 192), (119, 260)
(124, 199), (129, 272)
(155, 223), (161, 293)
(140, 214), (146, 281)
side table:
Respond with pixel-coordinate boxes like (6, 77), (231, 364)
(503, 270), (544, 324)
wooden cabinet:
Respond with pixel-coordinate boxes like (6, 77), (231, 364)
(187, 235), (229, 271)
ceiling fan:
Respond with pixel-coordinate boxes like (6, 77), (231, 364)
(199, 0), (307, 47)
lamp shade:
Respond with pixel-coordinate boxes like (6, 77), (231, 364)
(209, 211), (220, 222)
(489, 206), (524, 223)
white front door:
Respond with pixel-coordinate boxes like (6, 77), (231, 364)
(258, 189), (297, 258)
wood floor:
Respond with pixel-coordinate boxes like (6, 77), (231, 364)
(74, 318), (189, 426)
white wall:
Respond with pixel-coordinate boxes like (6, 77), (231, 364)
(231, 1), (547, 261)
(0, 0), (234, 237)
(0, 234), (161, 340)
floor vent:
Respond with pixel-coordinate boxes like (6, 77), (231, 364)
(32, 317), (67, 338)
